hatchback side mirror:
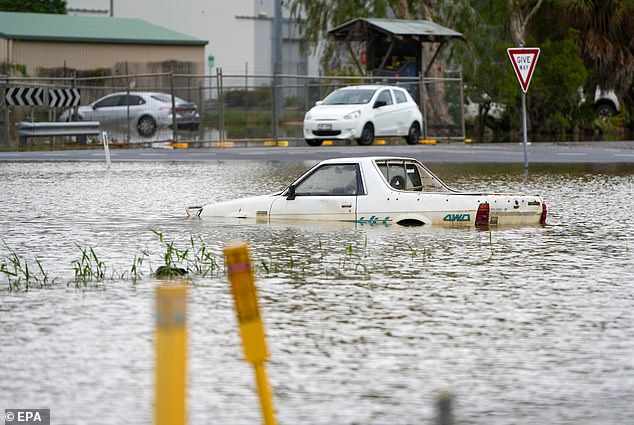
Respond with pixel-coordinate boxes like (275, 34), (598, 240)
(374, 100), (387, 108)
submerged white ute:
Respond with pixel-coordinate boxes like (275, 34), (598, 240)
(187, 156), (547, 227)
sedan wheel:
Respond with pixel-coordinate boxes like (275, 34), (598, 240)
(405, 122), (421, 145)
(305, 139), (323, 147)
(137, 115), (157, 137)
(357, 123), (374, 145)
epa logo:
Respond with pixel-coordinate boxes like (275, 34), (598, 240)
(4, 409), (50, 425)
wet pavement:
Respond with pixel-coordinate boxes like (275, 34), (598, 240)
(2, 140), (634, 163)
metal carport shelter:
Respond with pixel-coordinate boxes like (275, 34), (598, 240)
(328, 18), (465, 139)
(329, 18), (464, 77)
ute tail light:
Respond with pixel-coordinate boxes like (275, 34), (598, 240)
(540, 202), (547, 225)
(475, 202), (490, 227)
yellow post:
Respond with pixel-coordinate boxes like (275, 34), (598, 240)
(224, 241), (277, 425)
(155, 283), (188, 425)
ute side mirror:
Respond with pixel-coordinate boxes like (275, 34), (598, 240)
(286, 184), (296, 200)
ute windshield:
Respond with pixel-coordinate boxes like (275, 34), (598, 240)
(322, 88), (377, 105)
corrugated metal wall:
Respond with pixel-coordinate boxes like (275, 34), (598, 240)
(7, 40), (204, 75)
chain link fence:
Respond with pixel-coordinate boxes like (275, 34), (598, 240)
(1, 70), (465, 148)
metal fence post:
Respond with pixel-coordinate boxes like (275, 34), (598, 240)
(2, 77), (9, 146)
(170, 72), (177, 142)
(217, 67), (225, 142)
(125, 62), (131, 143)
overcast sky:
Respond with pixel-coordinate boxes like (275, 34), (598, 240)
(67, 0), (266, 74)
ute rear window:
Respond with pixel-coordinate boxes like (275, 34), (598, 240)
(375, 159), (449, 192)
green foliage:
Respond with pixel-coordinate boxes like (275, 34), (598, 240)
(288, 0), (388, 54)
(83, 68), (110, 78)
(150, 229), (221, 279)
(528, 36), (587, 133)
(1, 241), (51, 291)
(286, 0), (633, 134)
(72, 244), (106, 285)
(0, 0), (66, 13)
(563, 0), (634, 94)
(0, 61), (27, 76)
(224, 88), (271, 108)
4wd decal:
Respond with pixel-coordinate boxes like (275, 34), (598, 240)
(358, 215), (391, 224)
(342, 215), (392, 225)
(443, 213), (471, 222)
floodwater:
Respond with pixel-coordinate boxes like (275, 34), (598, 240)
(1, 159), (633, 425)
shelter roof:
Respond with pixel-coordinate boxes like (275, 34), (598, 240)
(0, 11), (207, 46)
(329, 18), (464, 42)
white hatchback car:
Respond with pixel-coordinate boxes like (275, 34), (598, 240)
(303, 85), (423, 146)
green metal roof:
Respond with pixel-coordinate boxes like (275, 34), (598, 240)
(0, 11), (207, 46)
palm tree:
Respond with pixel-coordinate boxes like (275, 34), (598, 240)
(565, 0), (634, 95)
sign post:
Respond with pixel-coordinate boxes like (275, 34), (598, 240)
(207, 54), (214, 100)
(224, 241), (277, 425)
(507, 47), (540, 169)
(155, 283), (188, 425)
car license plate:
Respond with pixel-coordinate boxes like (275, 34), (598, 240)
(318, 123), (332, 130)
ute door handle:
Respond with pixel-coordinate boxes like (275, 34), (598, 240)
(341, 203), (352, 208)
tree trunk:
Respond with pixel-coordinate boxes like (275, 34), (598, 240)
(417, 1), (453, 130)
(509, 0), (545, 47)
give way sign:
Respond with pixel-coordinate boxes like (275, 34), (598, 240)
(507, 47), (540, 92)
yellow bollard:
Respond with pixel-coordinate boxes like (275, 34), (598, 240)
(224, 242), (277, 425)
(155, 283), (188, 425)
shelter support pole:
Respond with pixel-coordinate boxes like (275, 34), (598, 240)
(424, 42), (445, 76)
(344, 39), (365, 76)
(377, 40), (395, 73)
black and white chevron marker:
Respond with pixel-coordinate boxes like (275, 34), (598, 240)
(49, 88), (81, 107)
(4, 87), (44, 106)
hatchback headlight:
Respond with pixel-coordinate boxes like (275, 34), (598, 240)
(305, 111), (312, 120)
(344, 110), (361, 120)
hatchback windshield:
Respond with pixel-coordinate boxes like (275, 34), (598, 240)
(322, 88), (377, 105)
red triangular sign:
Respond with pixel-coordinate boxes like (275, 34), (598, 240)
(507, 47), (540, 93)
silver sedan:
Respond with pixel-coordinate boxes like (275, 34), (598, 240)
(59, 91), (200, 137)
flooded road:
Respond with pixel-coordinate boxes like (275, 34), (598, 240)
(1, 160), (633, 425)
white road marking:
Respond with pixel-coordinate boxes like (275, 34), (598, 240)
(556, 152), (587, 156)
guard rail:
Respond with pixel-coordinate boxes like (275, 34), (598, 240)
(19, 121), (101, 144)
